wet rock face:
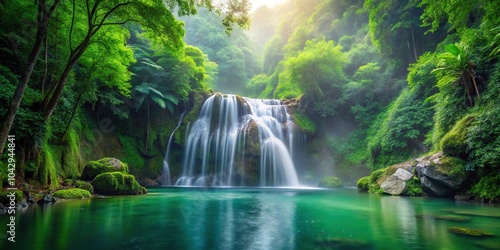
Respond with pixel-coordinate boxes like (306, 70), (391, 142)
(237, 120), (261, 186)
(416, 152), (464, 197)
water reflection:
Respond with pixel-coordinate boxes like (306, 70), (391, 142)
(1, 188), (500, 250)
(176, 191), (296, 250)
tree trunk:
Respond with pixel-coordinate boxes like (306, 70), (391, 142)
(145, 101), (150, 153)
(61, 84), (87, 140)
(0, 0), (60, 155)
(42, 32), (93, 119)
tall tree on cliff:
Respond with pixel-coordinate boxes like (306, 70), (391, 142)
(0, 0), (250, 155)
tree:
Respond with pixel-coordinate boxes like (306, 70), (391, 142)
(135, 82), (179, 153)
(277, 39), (346, 117)
(0, 0), (250, 155)
(0, 0), (60, 156)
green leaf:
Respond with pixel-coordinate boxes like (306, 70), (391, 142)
(162, 93), (179, 105)
(444, 44), (460, 57)
(151, 96), (167, 109)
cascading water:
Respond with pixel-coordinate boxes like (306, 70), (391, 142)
(175, 93), (301, 187)
(162, 111), (186, 186)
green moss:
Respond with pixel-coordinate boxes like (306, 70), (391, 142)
(38, 144), (59, 188)
(448, 227), (494, 237)
(61, 128), (83, 179)
(80, 158), (129, 181)
(356, 176), (370, 192)
(53, 188), (91, 199)
(92, 172), (147, 195)
(440, 114), (475, 159)
(370, 169), (385, 183)
(117, 135), (145, 169)
(438, 156), (466, 178)
(75, 180), (94, 193)
(318, 176), (343, 188)
(293, 112), (316, 134)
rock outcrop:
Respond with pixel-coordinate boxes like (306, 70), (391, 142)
(358, 152), (465, 197)
(416, 152), (464, 197)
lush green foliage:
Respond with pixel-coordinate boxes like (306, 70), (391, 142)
(53, 188), (91, 199)
(181, 8), (258, 93)
(1, 0), (500, 199)
(367, 88), (433, 169)
(470, 173), (500, 200)
(356, 177), (370, 192)
(293, 113), (317, 134)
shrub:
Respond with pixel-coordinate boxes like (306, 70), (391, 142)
(467, 105), (500, 171)
(318, 176), (343, 188)
(53, 188), (91, 199)
(405, 177), (423, 196)
(293, 112), (316, 134)
(470, 172), (500, 200)
(0, 190), (23, 205)
(356, 176), (370, 192)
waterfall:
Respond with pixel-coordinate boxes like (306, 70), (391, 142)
(162, 111), (186, 186)
(175, 93), (300, 187)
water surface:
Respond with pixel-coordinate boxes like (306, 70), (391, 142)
(1, 187), (499, 249)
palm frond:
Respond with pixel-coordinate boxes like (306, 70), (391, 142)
(141, 58), (164, 70)
(152, 96), (167, 109)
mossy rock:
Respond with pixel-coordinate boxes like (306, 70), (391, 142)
(318, 176), (343, 188)
(416, 214), (471, 222)
(53, 188), (91, 199)
(93, 172), (147, 195)
(315, 238), (373, 249)
(440, 114), (475, 159)
(75, 180), (94, 193)
(81, 158), (129, 181)
(438, 156), (466, 178)
(448, 227), (494, 237)
(357, 176), (370, 192)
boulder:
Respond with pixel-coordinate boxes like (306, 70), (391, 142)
(381, 168), (412, 195)
(416, 152), (464, 197)
(318, 176), (343, 188)
(393, 168), (413, 181)
(81, 158), (129, 181)
(37, 194), (57, 204)
(93, 172), (147, 195)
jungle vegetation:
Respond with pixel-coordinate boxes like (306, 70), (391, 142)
(1, 0), (499, 199)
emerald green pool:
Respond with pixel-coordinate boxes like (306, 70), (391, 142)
(2, 187), (500, 249)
